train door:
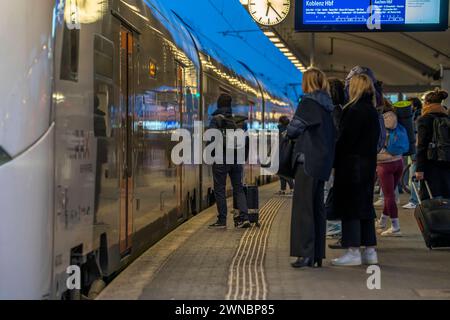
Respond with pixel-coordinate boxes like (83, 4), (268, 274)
(119, 26), (134, 256)
(176, 62), (186, 221)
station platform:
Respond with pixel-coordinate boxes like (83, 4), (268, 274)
(98, 183), (450, 300)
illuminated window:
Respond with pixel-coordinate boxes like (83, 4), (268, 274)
(149, 60), (157, 79)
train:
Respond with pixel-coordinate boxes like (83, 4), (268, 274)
(0, 0), (295, 299)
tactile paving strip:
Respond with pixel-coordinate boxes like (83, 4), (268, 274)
(226, 197), (287, 300)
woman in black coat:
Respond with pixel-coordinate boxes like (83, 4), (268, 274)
(415, 89), (450, 199)
(287, 68), (336, 268)
(332, 74), (381, 267)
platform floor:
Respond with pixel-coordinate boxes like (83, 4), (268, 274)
(98, 183), (450, 300)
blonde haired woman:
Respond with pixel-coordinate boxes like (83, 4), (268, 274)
(287, 68), (336, 268)
(332, 74), (381, 266)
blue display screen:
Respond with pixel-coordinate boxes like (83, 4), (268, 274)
(303, 0), (370, 25)
(297, 0), (448, 31)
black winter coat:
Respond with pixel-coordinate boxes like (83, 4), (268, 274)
(333, 95), (380, 221)
(416, 112), (450, 172)
(287, 90), (336, 181)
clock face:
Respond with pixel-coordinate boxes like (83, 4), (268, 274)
(248, 0), (291, 26)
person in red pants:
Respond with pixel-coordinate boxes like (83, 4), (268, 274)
(376, 110), (405, 237)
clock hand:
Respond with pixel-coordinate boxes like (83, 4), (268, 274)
(269, 3), (283, 19)
(266, 2), (270, 16)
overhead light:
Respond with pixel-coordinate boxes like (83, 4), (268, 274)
(284, 52), (294, 57)
(275, 43), (285, 48)
(280, 48), (289, 52)
(264, 31), (275, 37)
(269, 37), (281, 43)
(288, 56), (296, 60)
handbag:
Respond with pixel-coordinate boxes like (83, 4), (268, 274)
(277, 132), (296, 179)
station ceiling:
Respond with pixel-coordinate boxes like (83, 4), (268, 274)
(270, 6), (450, 92)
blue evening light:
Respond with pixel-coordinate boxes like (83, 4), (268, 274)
(162, 0), (303, 102)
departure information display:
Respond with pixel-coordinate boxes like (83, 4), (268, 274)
(295, 0), (448, 32)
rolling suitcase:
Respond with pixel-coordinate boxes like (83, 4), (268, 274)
(232, 185), (260, 227)
(244, 185), (260, 226)
(412, 181), (450, 249)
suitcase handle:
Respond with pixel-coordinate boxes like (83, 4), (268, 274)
(411, 178), (434, 204)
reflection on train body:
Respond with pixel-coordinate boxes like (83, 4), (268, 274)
(20, 0), (294, 299)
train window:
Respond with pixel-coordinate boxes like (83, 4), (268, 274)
(94, 35), (114, 80)
(176, 63), (185, 112)
(60, 23), (80, 82)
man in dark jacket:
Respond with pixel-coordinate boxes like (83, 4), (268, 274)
(209, 94), (251, 229)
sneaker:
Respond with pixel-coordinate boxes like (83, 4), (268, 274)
(239, 220), (252, 229)
(326, 222), (342, 238)
(275, 190), (286, 196)
(362, 249), (379, 265)
(402, 202), (417, 210)
(375, 221), (388, 234)
(331, 249), (362, 266)
(381, 227), (402, 237)
(209, 221), (226, 229)
(373, 199), (384, 207)
(328, 238), (346, 250)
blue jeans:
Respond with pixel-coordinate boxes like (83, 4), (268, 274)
(213, 164), (248, 223)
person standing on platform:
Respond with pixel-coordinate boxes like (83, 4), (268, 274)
(402, 97), (423, 210)
(277, 116), (295, 195)
(332, 74), (380, 267)
(376, 109), (405, 237)
(208, 94), (251, 229)
(287, 68), (336, 268)
(325, 78), (346, 240)
(415, 89), (450, 199)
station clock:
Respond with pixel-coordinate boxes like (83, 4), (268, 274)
(248, 0), (291, 26)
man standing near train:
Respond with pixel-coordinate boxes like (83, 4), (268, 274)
(208, 94), (251, 229)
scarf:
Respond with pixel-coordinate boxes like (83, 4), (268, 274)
(422, 103), (447, 116)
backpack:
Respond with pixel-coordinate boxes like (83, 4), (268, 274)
(214, 114), (248, 160)
(386, 124), (409, 156)
(393, 101), (416, 155)
(427, 116), (450, 162)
